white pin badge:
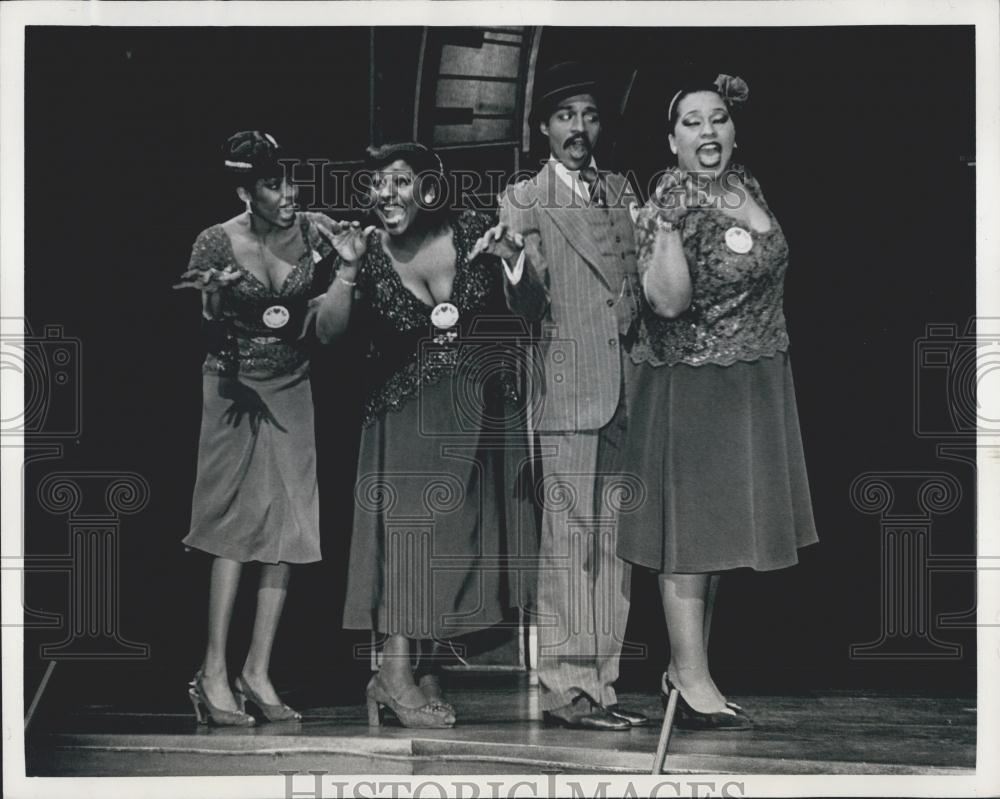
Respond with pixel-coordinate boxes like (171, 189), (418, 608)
(311, 249), (323, 263)
(431, 302), (459, 330)
(262, 305), (290, 329)
(725, 226), (753, 254)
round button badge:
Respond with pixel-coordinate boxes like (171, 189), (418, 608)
(431, 302), (459, 330)
(262, 305), (291, 329)
(724, 226), (753, 254)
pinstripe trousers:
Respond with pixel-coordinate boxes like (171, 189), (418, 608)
(533, 358), (632, 711)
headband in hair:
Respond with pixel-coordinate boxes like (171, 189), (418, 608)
(667, 73), (750, 121)
(223, 130), (283, 175)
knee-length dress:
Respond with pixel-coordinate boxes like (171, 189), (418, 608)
(342, 210), (536, 641)
(182, 213), (333, 564)
(617, 171), (818, 573)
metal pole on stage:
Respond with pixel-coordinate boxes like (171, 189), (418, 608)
(24, 660), (57, 731)
(652, 675), (679, 775)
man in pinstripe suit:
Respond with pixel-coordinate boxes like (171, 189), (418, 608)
(472, 62), (648, 730)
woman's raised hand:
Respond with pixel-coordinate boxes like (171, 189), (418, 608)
(316, 218), (377, 263)
(649, 167), (697, 225)
(173, 265), (244, 293)
(469, 223), (524, 263)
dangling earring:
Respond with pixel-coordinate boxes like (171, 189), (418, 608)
(734, 142), (739, 149)
(244, 199), (252, 215)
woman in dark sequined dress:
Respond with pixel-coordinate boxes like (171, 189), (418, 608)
(316, 142), (534, 728)
(175, 131), (349, 726)
(617, 75), (818, 730)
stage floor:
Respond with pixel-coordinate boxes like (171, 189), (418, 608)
(26, 672), (975, 776)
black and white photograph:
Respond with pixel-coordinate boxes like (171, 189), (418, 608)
(2, 1), (998, 797)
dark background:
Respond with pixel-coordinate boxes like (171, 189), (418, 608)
(22, 25), (976, 718)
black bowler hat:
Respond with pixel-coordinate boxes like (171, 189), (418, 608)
(532, 61), (602, 124)
(222, 130), (284, 175)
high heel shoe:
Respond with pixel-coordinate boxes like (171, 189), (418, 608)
(188, 671), (256, 727)
(664, 666), (752, 722)
(661, 673), (752, 731)
(234, 674), (302, 722)
(366, 675), (456, 728)
(416, 671), (456, 716)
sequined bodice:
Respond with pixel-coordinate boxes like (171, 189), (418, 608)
(358, 210), (497, 332)
(630, 172), (791, 367)
(189, 213), (334, 379)
(355, 210), (517, 426)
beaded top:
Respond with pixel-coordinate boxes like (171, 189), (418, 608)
(355, 210), (519, 427)
(187, 212), (334, 379)
(630, 171), (791, 368)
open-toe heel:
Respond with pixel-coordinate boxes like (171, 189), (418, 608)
(234, 674), (302, 722)
(188, 671), (256, 727)
(366, 675), (455, 728)
(416, 672), (455, 716)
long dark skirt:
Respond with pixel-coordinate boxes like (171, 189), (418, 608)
(617, 352), (818, 573)
(342, 377), (536, 641)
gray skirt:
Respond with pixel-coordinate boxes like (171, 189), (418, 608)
(183, 363), (321, 564)
(342, 376), (536, 640)
(617, 351), (818, 573)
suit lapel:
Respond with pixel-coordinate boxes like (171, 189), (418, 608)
(537, 164), (615, 291)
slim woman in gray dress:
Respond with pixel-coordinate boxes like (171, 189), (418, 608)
(176, 131), (336, 726)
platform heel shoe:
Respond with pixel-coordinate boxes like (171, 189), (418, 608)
(234, 674), (302, 722)
(188, 671), (256, 727)
(415, 669), (456, 716)
(366, 675), (456, 728)
(661, 673), (752, 731)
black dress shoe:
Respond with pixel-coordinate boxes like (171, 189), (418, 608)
(661, 674), (752, 731)
(542, 693), (630, 731)
(542, 708), (631, 731)
(605, 703), (650, 726)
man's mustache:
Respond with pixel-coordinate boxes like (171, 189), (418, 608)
(563, 134), (591, 149)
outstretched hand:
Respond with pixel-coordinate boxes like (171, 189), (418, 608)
(470, 223), (524, 263)
(315, 218), (377, 263)
(173, 265), (244, 293)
